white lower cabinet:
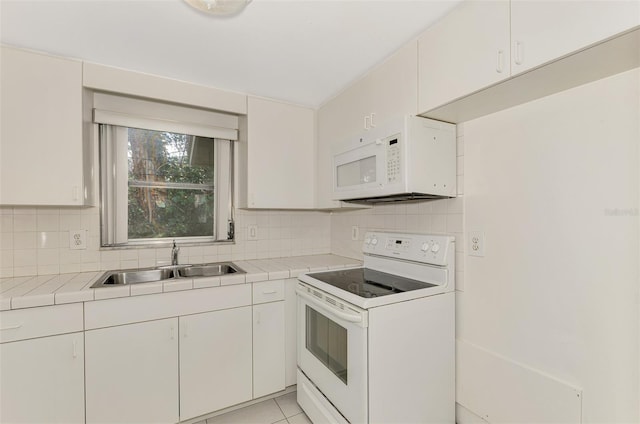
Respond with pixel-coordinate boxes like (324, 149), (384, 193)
(85, 306), (255, 424)
(253, 301), (286, 398)
(85, 318), (179, 424)
(0, 332), (85, 424)
(179, 307), (253, 421)
(4, 282), (293, 424)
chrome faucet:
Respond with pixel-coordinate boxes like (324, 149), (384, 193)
(171, 240), (180, 266)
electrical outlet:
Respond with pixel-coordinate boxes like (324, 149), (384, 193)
(468, 231), (485, 257)
(70, 229), (87, 250)
(247, 225), (258, 241)
(351, 226), (359, 241)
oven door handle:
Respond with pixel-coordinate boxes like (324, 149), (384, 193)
(296, 288), (363, 324)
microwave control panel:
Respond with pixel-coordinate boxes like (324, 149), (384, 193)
(386, 135), (401, 183)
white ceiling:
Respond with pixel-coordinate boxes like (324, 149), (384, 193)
(0, 0), (461, 109)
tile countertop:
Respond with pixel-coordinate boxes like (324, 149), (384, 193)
(0, 254), (362, 311)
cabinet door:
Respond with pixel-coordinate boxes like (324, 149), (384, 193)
(417, 0), (510, 114)
(242, 97), (315, 209)
(85, 318), (179, 424)
(0, 332), (84, 424)
(511, 0), (640, 75)
(253, 301), (286, 398)
(318, 77), (372, 149)
(179, 306), (252, 421)
(0, 46), (86, 206)
(366, 40), (418, 128)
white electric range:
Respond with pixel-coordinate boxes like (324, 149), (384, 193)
(296, 231), (455, 424)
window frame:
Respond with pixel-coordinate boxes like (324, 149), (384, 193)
(98, 123), (235, 248)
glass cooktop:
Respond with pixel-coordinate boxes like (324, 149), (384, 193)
(307, 268), (436, 299)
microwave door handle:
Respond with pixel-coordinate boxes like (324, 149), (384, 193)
(296, 288), (363, 324)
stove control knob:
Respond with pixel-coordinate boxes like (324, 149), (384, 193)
(421, 242), (429, 252)
(371, 238), (378, 246)
(431, 243), (441, 253)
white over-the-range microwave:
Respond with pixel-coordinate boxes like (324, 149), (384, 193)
(332, 115), (456, 202)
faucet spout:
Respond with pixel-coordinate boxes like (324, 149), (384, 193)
(171, 240), (180, 266)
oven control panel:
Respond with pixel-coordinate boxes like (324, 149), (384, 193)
(362, 231), (453, 266)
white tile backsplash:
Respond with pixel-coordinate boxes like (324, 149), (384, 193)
(36, 214), (59, 231)
(13, 232), (36, 249)
(330, 197), (464, 259)
(13, 215), (36, 232)
(0, 206), (331, 277)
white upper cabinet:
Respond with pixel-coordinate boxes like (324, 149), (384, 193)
(0, 46), (93, 206)
(319, 40), (418, 145)
(418, 0), (639, 117)
(418, 0), (511, 114)
(238, 97), (315, 209)
(316, 41), (418, 208)
(510, 0), (640, 75)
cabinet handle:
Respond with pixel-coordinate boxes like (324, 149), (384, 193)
(182, 322), (188, 338)
(364, 115), (371, 130)
(256, 311), (261, 325)
(262, 290), (277, 294)
(0, 323), (22, 331)
(370, 113), (376, 128)
(514, 41), (524, 66)
(496, 49), (504, 73)
(72, 340), (78, 359)
(170, 326), (175, 340)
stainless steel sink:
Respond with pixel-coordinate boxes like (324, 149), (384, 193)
(176, 262), (244, 278)
(90, 262), (245, 288)
(91, 268), (176, 288)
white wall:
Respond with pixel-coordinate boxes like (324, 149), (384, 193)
(459, 69), (639, 423)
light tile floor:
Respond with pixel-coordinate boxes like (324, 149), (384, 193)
(195, 392), (311, 424)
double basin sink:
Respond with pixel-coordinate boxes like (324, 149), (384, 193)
(91, 262), (245, 288)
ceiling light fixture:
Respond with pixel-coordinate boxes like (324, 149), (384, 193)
(184, 0), (252, 16)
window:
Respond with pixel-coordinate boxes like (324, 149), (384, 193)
(100, 125), (234, 246)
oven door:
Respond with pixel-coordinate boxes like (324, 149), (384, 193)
(296, 283), (368, 424)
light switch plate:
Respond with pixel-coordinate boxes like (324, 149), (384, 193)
(247, 225), (258, 241)
(70, 229), (86, 250)
(468, 231), (485, 257)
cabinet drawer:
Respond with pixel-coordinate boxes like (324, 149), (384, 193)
(252, 280), (285, 304)
(85, 285), (251, 330)
(0, 303), (84, 343)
